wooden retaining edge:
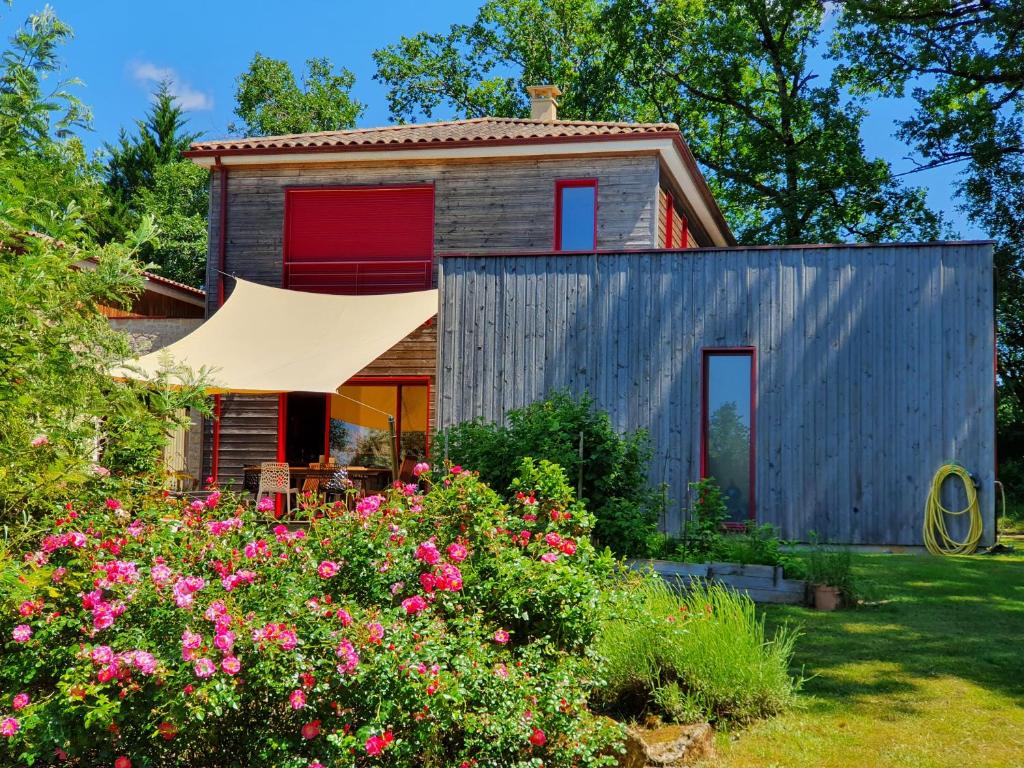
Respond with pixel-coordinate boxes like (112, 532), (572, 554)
(627, 559), (808, 605)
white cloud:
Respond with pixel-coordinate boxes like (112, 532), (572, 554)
(130, 60), (214, 111)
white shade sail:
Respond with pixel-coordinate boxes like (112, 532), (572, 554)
(114, 278), (438, 394)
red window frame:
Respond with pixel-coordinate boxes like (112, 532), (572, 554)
(554, 179), (598, 252)
(700, 347), (757, 522)
(665, 191), (675, 249)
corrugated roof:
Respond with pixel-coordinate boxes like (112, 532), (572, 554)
(186, 117), (681, 155)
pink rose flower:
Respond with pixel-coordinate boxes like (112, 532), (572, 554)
(414, 540), (440, 565)
(561, 539), (577, 555)
(317, 561), (339, 579)
(540, 552), (560, 563)
(214, 630), (236, 653)
(544, 532), (562, 547)
(301, 720), (321, 740)
(105, 498), (122, 511)
(193, 658), (216, 679)
(365, 730), (394, 755)
(335, 639), (359, 675)
(446, 542), (468, 562)
(182, 630), (203, 651)
(12, 693), (29, 710)
(493, 629), (510, 644)
(221, 656), (241, 675)
(290, 689), (307, 709)
(0, 718), (19, 737)
(30, 434), (48, 447)
(256, 497), (274, 512)
(401, 595), (428, 615)
(12, 625), (31, 643)
(131, 651), (157, 675)
(278, 628), (298, 651)
(412, 461), (430, 477)
(450, 465), (463, 473)
(91, 645), (114, 665)
(367, 622), (385, 644)
(530, 727), (547, 747)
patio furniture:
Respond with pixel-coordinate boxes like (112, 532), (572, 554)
(242, 465), (392, 498)
(256, 462), (298, 515)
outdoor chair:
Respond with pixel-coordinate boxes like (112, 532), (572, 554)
(256, 462), (298, 515)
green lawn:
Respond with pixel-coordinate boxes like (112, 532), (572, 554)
(706, 552), (1024, 768)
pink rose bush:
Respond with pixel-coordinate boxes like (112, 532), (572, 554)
(0, 458), (620, 767)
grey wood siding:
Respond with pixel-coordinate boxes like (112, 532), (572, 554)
(202, 394), (279, 486)
(205, 154), (659, 316)
(437, 244), (996, 547)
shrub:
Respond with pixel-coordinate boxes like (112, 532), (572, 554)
(0, 460), (622, 767)
(0, 212), (207, 531)
(437, 391), (662, 557)
(803, 543), (858, 603)
(594, 576), (799, 725)
(677, 478), (729, 562)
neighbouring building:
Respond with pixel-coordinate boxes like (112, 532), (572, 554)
(90, 261), (206, 485)
(176, 85), (994, 547)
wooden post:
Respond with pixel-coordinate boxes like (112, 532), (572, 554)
(388, 415), (399, 481)
(577, 431), (584, 500)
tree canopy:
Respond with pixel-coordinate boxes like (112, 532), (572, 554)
(374, 0), (945, 245)
(834, 0), (1024, 436)
(230, 53), (365, 136)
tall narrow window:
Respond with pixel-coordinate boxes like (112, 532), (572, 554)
(555, 179), (597, 251)
(701, 349), (756, 522)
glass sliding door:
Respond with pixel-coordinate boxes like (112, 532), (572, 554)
(701, 349), (756, 522)
(328, 379), (429, 468)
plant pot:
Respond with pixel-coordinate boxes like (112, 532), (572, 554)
(812, 584), (841, 611)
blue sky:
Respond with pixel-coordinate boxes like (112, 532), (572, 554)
(31, 1), (982, 238)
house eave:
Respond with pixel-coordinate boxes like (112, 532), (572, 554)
(187, 134), (735, 248)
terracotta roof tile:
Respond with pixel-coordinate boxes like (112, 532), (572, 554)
(186, 116), (681, 155)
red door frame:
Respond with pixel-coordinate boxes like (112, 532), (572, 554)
(699, 347), (757, 522)
(554, 178), (598, 252)
(276, 377), (433, 469)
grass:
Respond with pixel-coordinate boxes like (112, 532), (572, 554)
(704, 552), (1024, 768)
(594, 577), (799, 725)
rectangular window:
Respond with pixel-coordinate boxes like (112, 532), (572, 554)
(701, 349), (756, 522)
(555, 179), (597, 251)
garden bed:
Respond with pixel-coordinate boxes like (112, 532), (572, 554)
(628, 559), (808, 604)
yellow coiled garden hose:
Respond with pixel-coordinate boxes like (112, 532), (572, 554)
(923, 463), (984, 556)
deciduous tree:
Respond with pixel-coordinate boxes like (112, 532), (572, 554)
(230, 53), (364, 136)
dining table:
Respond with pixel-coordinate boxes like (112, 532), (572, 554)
(242, 465), (393, 498)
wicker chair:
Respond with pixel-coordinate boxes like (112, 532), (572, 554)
(256, 462), (298, 515)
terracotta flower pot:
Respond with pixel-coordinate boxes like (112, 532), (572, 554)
(813, 584), (841, 611)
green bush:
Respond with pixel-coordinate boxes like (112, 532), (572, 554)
(437, 391), (662, 556)
(594, 576), (799, 725)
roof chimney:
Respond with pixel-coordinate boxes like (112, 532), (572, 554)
(527, 85), (562, 121)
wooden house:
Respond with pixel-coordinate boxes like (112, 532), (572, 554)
(182, 86), (995, 546)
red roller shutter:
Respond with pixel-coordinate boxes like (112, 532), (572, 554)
(284, 186), (434, 294)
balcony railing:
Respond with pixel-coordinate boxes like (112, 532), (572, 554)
(284, 259), (433, 295)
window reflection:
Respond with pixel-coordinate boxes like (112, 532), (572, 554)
(704, 353), (753, 522)
(558, 184), (596, 250)
(329, 384), (428, 468)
